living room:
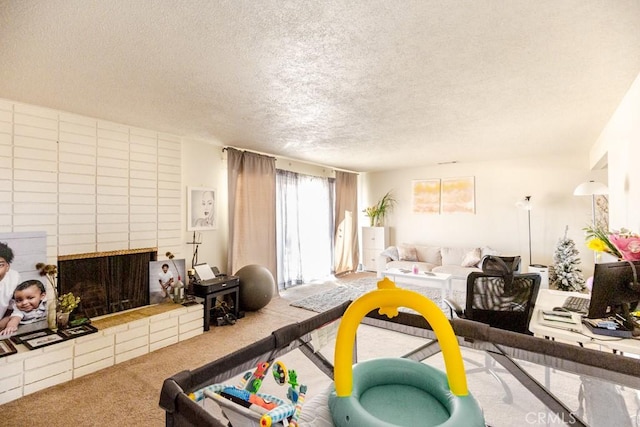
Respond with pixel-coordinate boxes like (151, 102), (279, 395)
(1, 2), (640, 425)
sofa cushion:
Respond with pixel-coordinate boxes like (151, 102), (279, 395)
(413, 245), (442, 265)
(397, 244), (418, 261)
(461, 248), (482, 267)
(441, 247), (478, 266)
(380, 246), (399, 261)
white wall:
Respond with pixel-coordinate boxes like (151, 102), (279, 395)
(596, 72), (640, 233)
(363, 153), (606, 277)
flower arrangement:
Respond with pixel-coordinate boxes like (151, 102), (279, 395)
(584, 226), (640, 261)
(58, 292), (81, 313)
(363, 191), (396, 227)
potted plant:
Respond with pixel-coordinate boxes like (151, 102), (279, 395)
(363, 190), (397, 227)
(57, 292), (81, 329)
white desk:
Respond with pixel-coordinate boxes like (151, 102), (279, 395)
(530, 289), (640, 355)
(382, 268), (452, 303)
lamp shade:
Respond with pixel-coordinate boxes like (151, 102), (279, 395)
(515, 196), (532, 211)
(573, 181), (608, 196)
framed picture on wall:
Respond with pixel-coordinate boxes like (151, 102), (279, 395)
(149, 259), (186, 304)
(187, 187), (217, 230)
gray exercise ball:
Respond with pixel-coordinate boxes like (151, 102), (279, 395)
(234, 264), (275, 311)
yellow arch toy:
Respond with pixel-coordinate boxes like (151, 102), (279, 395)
(329, 277), (485, 427)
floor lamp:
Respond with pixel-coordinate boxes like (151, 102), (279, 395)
(573, 180), (608, 227)
(516, 196), (533, 266)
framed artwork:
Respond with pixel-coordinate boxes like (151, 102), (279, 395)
(57, 324), (98, 340)
(187, 187), (217, 230)
(412, 179), (441, 214)
(21, 328), (64, 350)
(10, 327), (51, 345)
(149, 259), (186, 304)
(0, 339), (17, 358)
(441, 176), (475, 214)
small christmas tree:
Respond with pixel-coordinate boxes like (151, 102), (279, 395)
(550, 226), (586, 291)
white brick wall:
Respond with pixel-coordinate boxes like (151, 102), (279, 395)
(0, 98), (184, 261)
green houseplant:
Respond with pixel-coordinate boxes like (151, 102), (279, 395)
(363, 191), (397, 227)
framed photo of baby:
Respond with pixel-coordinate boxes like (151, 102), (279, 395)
(187, 187), (217, 231)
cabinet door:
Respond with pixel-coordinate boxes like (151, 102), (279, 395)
(362, 227), (386, 251)
(363, 249), (380, 271)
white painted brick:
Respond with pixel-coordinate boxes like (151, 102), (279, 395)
(130, 169), (156, 180)
(0, 387), (24, 405)
(58, 172), (95, 186)
(98, 146), (129, 160)
(14, 134), (57, 150)
(158, 188), (181, 199)
(96, 204), (128, 215)
(14, 124), (57, 140)
(58, 243), (97, 256)
(115, 325), (148, 344)
(97, 185), (128, 196)
(97, 175), (128, 187)
(14, 158), (57, 172)
(23, 370), (73, 395)
(13, 181), (58, 192)
(0, 122), (12, 134)
(130, 213), (156, 223)
(58, 214), (95, 225)
(73, 356), (114, 378)
(149, 336), (179, 352)
(158, 180), (181, 190)
(158, 213), (180, 223)
(74, 333), (114, 356)
(97, 215), (129, 225)
(129, 160), (156, 171)
(14, 103), (57, 119)
(130, 139), (157, 151)
(58, 193), (95, 204)
(130, 187), (157, 197)
(150, 325), (179, 343)
(14, 113), (57, 130)
(58, 162), (96, 175)
(13, 215), (57, 226)
(59, 141), (96, 156)
(0, 109), (12, 121)
(59, 131), (96, 146)
(0, 132), (11, 145)
(149, 316), (178, 333)
(74, 346), (114, 369)
(130, 127), (156, 139)
(180, 309), (204, 324)
(59, 121), (96, 137)
(0, 358), (23, 380)
(14, 146), (56, 162)
(158, 133), (180, 143)
(58, 112), (96, 127)
(130, 196), (157, 207)
(97, 124), (128, 138)
(97, 156), (128, 169)
(97, 223), (128, 234)
(59, 203), (95, 214)
(14, 202), (57, 215)
(179, 327), (203, 341)
(130, 178), (157, 189)
(97, 165), (128, 178)
(24, 357), (73, 385)
(130, 204), (156, 214)
(96, 194), (127, 205)
(13, 169), (57, 183)
(115, 345), (148, 364)
(58, 233), (96, 246)
(58, 182), (95, 194)
(97, 241), (129, 252)
(24, 344), (73, 370)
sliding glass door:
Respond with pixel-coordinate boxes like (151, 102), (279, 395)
(276, 170), (335, 289)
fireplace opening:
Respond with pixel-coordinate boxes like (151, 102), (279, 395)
(57, 248), (158, 317)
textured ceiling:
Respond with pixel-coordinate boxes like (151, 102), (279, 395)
(1, 1), (639, 172)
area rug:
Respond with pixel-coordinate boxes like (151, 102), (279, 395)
(290, 276), (465, 314)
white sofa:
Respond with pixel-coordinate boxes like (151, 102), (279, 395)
(376, 244), (500, 289)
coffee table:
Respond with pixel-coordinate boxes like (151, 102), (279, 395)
(382, 268), (452, 304)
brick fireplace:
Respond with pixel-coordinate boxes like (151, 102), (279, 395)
(57, 248), (157, 317)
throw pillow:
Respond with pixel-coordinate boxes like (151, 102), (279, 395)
(380, 246), (399, 261)
(398, 245), (418, 261)
(461, 248), (482, 267)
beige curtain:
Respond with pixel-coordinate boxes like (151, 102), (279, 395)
(334, 171), (359, 275)
(226, 148), (277, 282)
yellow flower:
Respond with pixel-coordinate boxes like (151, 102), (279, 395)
(586, 238), (608, 252)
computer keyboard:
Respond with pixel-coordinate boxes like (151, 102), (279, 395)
(562, 296), (590, 314)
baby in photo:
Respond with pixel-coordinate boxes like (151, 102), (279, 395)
(0, 280), (47, 335)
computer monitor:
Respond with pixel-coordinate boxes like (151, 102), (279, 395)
(587, 260), (640, 321)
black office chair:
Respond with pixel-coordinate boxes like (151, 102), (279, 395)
(443, 255), (541, 403)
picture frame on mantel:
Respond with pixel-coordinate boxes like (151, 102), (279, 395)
(187, 187), (217, 231)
